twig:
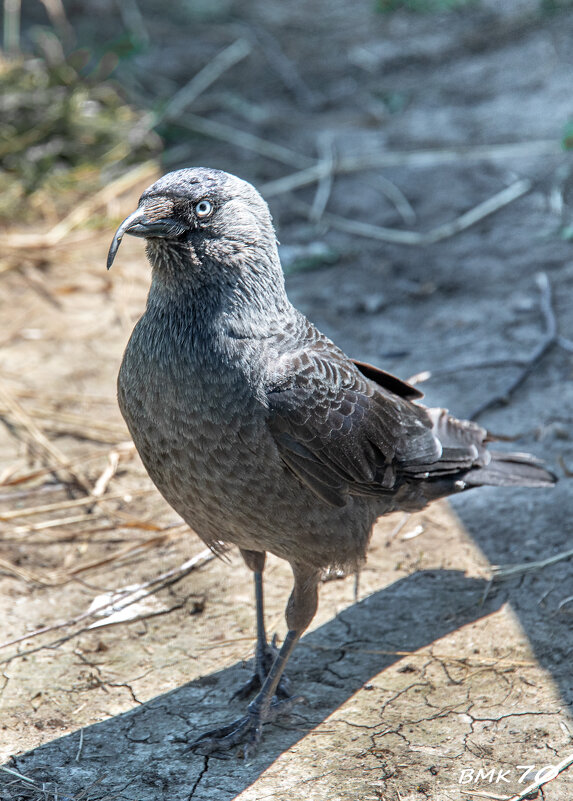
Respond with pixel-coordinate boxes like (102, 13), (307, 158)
(409, 357), (526, 383)
(116, 0), (149, 46)
(46, 160), (156, 243)
(252, 24), (318, 110)
(60, 533), (171, 580)
(9, 513), (101, 537)
(0, 482), (62, 502)
(13, 388), (117, 405)
(179, 113), (313, 168)
(470, 272), (569, 419)
(37, 0), (74, 45)
(75, 727), (84, 762)
(260, 139), (561, 197)
(424, 179), (531, 243)
(0, 445), (131, 487)
(319, 210), (437, 245)
(0, 555), (56, 584)
(401, 524), (424, 541)
(0, 488), (156, 521)
(557, 594), (573, 611)
(492, 547), (573, 581)
(0, 161), (157, 252)
(309, 133), (335, 222)
(0, 529), (171, 586)
(157, 38), (252, 126)
(3, 0), (21, 54)
(135, 37), (312, 168)
(557, 334), (573, 353)
(559, 455), (573, 478)
(388, 512), (411, 542)
(506, 752), (573, 801)
(92, 450), (121, 497)
(415, 275), (573, 419)
(0, 404), (129, 443)
(21, 263), (62, 309)
(0, 548), (214, 662)
(375, 175), (417, 226)
(85, 546), (213, 628)
(0, 766), (37, 784)
(0, 383), (92, 493)
(7, 517), (170, 543)
(315, 178), (531, 246)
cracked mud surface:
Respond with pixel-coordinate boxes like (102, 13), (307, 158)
(2, 1), (573, 799)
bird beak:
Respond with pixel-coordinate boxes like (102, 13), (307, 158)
(107, 207), (188, 270)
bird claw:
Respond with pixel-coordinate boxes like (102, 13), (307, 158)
(188, 694), (304, 758)
(232, 635), (291, 701)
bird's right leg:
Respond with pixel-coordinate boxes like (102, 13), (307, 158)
(190, 561), (321, 756)
(233, 549), (290, 700)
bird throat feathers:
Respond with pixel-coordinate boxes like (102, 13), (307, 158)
(145, 236), (292, 340)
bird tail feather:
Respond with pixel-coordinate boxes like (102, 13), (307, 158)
(462, 451), (556, 488)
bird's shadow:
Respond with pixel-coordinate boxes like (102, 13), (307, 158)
(2, 568), (505, 801)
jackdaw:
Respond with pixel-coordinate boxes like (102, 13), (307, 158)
(108, 167), (555, 756)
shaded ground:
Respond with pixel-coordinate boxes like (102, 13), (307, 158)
(1, 1), (573, 799)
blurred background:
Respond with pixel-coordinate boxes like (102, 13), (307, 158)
(2, 0), (572, 250)
(2, 2), (573, 799)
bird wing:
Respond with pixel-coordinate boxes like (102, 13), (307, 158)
(351, 358), (423, 400)
(266, 349), (442, 507)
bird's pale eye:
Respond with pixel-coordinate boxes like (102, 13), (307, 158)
(195, 199), (213, 218)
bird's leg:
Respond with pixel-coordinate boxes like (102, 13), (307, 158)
(190, 562), (320, 756)
(233, 549), (291, 700)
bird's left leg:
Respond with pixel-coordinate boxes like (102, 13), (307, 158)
(233, 549), (290, 699)
(190, 561), (321, 756)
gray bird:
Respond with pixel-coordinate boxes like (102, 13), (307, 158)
(108, 167), (555, 756)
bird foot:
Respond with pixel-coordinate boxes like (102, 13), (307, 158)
(233, 635), (291, 701)
(188, 694), (304, 758)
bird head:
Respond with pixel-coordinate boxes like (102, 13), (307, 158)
(107, 167), (291, 331)
(107, 167), (279, 274)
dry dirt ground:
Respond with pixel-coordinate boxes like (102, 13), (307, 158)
(2, 1), (573, 800)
